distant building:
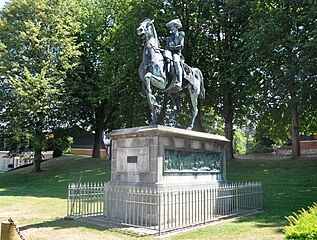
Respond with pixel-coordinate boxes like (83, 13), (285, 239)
(70, 131), (108, 158)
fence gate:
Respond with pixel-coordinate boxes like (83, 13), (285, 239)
(68, 182), (105, 217)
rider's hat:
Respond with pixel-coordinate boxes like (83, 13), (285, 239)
(166, 19), (182, 29)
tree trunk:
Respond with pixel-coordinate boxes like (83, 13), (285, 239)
(33, 148), (42, 172)
(92, 128), (102, 159)
(92, 106), (104, 159)
(223, 87), (234, 160)
(33, 121), (44, 172)
(291, 102), (301, 158)
(287, 48), (301, 158)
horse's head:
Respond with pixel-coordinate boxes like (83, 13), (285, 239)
(136, 19), (155, 40)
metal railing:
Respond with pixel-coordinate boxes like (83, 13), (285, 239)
(68, 182), (105, 217)
(67, 182), (262, 234)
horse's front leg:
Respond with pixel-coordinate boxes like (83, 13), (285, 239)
(144, 72), (158, 125)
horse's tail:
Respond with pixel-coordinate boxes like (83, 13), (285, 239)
(198, 69), (205, 100)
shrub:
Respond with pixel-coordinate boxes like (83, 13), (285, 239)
(246, 141), (273, 154)
(284, 203), (317, 239)
(45, 133), (73, 158)
(233, 129), (246, 154)
(52, 149), (63, 158)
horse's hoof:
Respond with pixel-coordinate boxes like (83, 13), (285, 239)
(187, 127), (192, 130)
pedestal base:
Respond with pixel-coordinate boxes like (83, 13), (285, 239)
(108, 125), (229, 184)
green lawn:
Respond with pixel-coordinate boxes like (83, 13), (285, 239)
(179, 156), (317, 240)
(0, 154), (316, 239)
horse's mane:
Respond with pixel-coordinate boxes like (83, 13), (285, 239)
(144, 19), (160, 47)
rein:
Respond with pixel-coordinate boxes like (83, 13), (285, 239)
(148, 42), (162, 54)
(142, 40), (163, 71)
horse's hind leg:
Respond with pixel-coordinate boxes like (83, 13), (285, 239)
(168, 93), (181, 125)
(188, 91), (199, 130)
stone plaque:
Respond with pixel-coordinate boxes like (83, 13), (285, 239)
(164, 148), (221, 173)
(117, 147), (149, 172)
(127, 156), (138, 163)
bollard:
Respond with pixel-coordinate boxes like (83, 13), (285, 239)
(1, 221), (14, 240)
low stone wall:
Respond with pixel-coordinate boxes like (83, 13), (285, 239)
(275, 141), (317, 156)
(0, 151), (53, 171)
(70, 148), (108, 158)
(275, 146), (291, 156)
(300, 140), (317, 149)
(0, 157), (10, 172)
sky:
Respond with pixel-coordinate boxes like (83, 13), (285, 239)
(0, 0), (7, 10)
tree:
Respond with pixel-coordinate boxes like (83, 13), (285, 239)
(66, 0), (147, 158)
(66, 0), (120, 159)
(128, 1), (255, 159)
(0, 0), (82, 171)
(247, 0), (317, 157)
(174, 0), (254, 159)
(66, 0), (173, 158)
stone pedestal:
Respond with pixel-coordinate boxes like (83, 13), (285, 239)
(104, 125), (230, 224)
(108, 125), (229, 184)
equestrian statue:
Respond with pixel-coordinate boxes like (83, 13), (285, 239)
(137, 19), (205, 130)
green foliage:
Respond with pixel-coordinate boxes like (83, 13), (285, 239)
(201, 107), (225, 135)
(2, 130), (30, 153)
(1, 0), (316, 160)
(246, 0), (317, 155)
(284, 203), (317, 239)
(65, 0), (152, 157)
(0, 0), (82, 170)
(245, 128), (274, 154)
(233, 129), (246, 154)
(45, 131), (73, 158)
(246, 141), (273, 154)
(254, 112), (292, 145)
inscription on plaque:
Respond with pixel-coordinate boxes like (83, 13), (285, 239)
(164, 148), (221, 173)
(127, 156), (138, 163)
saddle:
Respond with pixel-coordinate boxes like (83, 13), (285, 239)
(182, 63), (195, 84)
(162, 50), (196, 93)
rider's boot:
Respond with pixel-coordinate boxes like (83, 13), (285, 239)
(174, 62), (182, 91)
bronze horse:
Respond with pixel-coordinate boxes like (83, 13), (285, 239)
(137, 19), (205, 130)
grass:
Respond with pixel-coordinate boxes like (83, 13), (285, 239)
(174, 156), (317, 240)
(1, 154), (317, 239)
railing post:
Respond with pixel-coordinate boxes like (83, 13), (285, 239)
(1, 221), (14, 240)
(235, 183), (239, 213)
(106, 185), (110, 222)
(67, 183), (70, 216)
(204, 188), (206, 224)
(158, 190), (161, 236)
(259, 183), (263, 209)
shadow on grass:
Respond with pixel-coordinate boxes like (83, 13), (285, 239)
(0, 155), (111, 199)
(233, 212), (286, 235)
(20, 218), (105, 231)
(19, 217), (147, 238)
